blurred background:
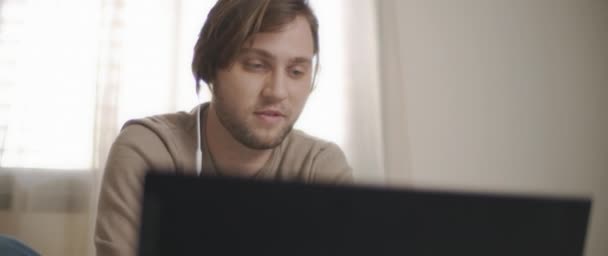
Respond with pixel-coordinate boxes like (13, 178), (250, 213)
(0, 0), (606, 255)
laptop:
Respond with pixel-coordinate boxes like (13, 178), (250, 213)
(138, 172), (591, 256)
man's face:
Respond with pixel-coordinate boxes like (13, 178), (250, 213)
(212, 15), (314, 150)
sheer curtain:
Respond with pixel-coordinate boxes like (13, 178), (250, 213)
(0, 0), (383, 255)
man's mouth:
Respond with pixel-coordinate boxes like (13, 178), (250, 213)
(254, 109), (286, 124)
(254, 110), (284, 117)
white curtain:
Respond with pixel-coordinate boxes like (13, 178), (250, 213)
(0, 0), (384, 255)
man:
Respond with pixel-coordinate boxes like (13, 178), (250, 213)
(94, 0), (353, 255)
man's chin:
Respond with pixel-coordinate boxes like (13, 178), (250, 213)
(239, 136), (282, 150)
(239, 127), (292, 150)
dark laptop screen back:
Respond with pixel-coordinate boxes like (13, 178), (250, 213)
(139, 172), (591, 256)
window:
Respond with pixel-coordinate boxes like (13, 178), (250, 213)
(0, 0), (100, 170)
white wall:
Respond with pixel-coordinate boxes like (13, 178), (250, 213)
(378, 1), (608, 255)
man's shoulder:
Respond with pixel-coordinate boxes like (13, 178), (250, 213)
(108, 107), (200, 173)
(116, 105), (199, 143)
(112, 108), (198, 157)
(122, 109), (196, 135)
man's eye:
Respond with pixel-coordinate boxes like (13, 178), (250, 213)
(289, 68), (306, 78)
(244, 61), (267, 71)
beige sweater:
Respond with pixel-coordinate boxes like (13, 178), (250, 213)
(94, 103), (353, 255)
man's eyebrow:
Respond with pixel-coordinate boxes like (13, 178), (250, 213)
(240, 48), (274, 59)
(240, 48), (312, 65)
(291, 57), (312, 65)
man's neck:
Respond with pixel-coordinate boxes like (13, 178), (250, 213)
(204, 103), (273, 177)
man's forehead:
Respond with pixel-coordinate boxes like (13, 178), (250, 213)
(237, 16), (314, 61)
(239, 48), (312, 64)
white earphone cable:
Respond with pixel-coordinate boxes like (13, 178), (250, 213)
(195, 89), (203, 176)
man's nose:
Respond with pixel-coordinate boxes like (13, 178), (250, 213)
(261, 70), (288, 101)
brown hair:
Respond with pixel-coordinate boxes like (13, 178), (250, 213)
(192, 0), (320, 93)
